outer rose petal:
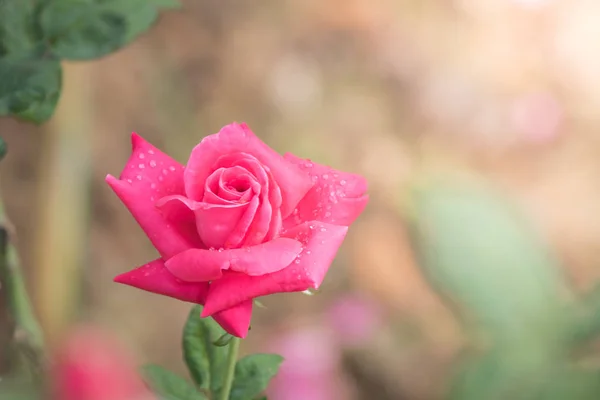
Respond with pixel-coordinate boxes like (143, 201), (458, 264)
(106, 133), (200, 259)
(165, 238), (303, 281)
(202, 221), (348, 316)
(282, 153), (369, 229)
(114, 259), (253, 337)
(184, 123), (313, 217)
(114, 259), (208, 303)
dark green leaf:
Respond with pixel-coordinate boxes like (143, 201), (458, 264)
(0, 54), (61, 123)
(0, 137), (7, 161)
(229, 354), (284, 400)
(141, 364), (207, 400)
(0, 0), (42, 55)
(39, 0), (180, 60)
(39, 0), (128, 60)
(182, 305), (228, 392)
(213, 332), (234, 347)
(406, 179), (568, 346)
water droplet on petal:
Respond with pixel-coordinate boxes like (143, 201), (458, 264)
(150, 183), (156, 189)
(149, 160), (157, 168)
(306, 250), (311, 255)
(169, 166), (176, 172)
(136, 175), (142, 181)
(148, 149), (155, 155)
(162, 169), (168, 175)
(126, 179), (132, 184)
(139, 164), (145, 169)
(295, 259), (301, 264)
(340, 179), (347, 186)
(209, 247), (215, 251)
(320, 227), (327, 232)
(305, 161), (314, 168)
(158, 176), (164, 182)
(322, 174), (329, 180)
(138, 153), (145, 159)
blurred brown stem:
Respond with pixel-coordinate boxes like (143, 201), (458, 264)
(35, 62), (92, 348)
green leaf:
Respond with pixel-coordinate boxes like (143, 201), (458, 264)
(213, 332), (234, 347)
(39, 0), (180, 60)
(229, 354), (284, 400)
(0, 54), (61, 123)
(141, 364), (207, 400)
(39, 0), (128, 60)
(0, 0), (42, 55)
(406, 179), (568, 346)
(182, 305), (229, 392)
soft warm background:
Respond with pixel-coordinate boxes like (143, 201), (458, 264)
(2, 0), (600, 399)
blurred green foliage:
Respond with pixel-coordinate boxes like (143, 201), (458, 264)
(0, 0), (180, 123)
(407, 178), (600, 400)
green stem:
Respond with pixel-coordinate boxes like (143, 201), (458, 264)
(218, 337), (240, 400)
(0, 188), (45, 378)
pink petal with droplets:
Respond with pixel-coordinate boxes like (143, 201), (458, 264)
(184, 123), (312, 218)
(165, 238), (302, 282)
(114, 259), (253, 337)
(106, 133), (201, 259)
(201, 221), (348, 316)
(282, 153), (368, 229)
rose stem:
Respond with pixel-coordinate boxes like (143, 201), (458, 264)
(218, 336), (241, 400)
(0, 183), (46, 379)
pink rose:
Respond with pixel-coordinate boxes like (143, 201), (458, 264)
(106, 123), (368, 337)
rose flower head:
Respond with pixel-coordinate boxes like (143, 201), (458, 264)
(106, 123), (368, 337)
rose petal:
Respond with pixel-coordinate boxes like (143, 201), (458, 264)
(184, 123), (312, 217)
(202, 222), (348, 316)
(282, 153), (368, 229)
(165, 238), (302, 281)
(114, 259), (253, 337)
(106, 133), (200, 259)
(157, 195), (254, 249)
(114, 258), (208, 303)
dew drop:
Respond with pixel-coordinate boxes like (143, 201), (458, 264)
(150, 183), (157, 189)
(218, 248), (224, 252)
(148, 149), (155, 155)
(340, 179), (347, 186)
(320, 227), (327, 232)
(320, 240), (325, 244)
(138, 153), (145, 159)
(149, 160), (157, 168)
(306, 250), (311, 255)
(322, 174), (329, 180)
(311, 175), (318, 182)
(126, 179), (132, 184)
(136, 175), (142, 181)
(169, 166), (176, 172)
(209, 247), (215, 251)
(296, 275), (302, 280)
(162, 169), (168, 175)
(309, 224), (314, 229)
(158, 176), (164, 182)
(138, 164), (145, 169)
(305, 161), (314, 168)
(295, 259), (301, 264)
(325, 211), (332, 218)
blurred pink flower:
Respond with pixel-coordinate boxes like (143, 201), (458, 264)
(266, 327), (349, 400)
(327, 294), (382, 346)
(510, 92), (564, 144)
(52, 326), (154, 400)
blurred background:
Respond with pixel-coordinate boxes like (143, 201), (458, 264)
(3, 0), (600, 399)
